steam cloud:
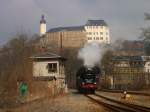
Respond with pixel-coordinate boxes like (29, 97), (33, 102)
(77, 39), (125, 67)
(78, 42), (103, 67)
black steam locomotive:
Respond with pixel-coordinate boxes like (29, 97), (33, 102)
(76, 66), (100, 93)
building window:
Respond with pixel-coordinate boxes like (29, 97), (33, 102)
(100, 37), (103, 40)
(106, 32), (108, 35)
(47, 63), (57, 73)
(100, 32), (103, 35)
(100, 26), (103, 29)
(96, 37), (99, 40)
(88, 32), (92, 35)
(88, 37), (92, 40)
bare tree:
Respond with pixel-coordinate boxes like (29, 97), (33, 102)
(141, 13), (150, 55)
(0, 33), (38, 101)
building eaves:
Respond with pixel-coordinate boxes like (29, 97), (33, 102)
(30, 52), (66, 60)
(112, 56), (129, 61)
(112, 56), (143, 61)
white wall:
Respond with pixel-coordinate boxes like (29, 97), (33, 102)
(33, 61), (60, 77)
(84, 26), (110, 44)
(40, 23), (46, 36)
(145, 61), (150, 73)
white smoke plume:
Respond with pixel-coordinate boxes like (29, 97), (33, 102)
(78, 42), (104, 67)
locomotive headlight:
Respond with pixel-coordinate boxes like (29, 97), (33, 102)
(82, 82), (85, 85)
(94, 82), (97, 84)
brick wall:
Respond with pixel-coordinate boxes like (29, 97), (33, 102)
(40, 30), (87, 49)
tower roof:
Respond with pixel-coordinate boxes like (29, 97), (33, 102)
(40, 15), (46, 24)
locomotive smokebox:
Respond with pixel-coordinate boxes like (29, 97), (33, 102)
(76, 66), (101, 93)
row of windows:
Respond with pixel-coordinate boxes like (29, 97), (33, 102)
(86, 26), (105, 29)
(87, 32), (108, 35)
(88, 37), (108, 40)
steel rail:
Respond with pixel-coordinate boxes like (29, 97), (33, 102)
(86, 94), (150, 112)
(99, 90), (150, 96)
(86, 95), (134, 112)
(95, 94), (150, 112)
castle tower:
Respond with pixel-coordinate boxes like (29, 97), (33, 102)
(40, 15), (46, 36)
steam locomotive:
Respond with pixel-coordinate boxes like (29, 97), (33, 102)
(76, 66), (100, 93)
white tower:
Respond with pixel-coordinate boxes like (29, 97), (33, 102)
(40, 15), (46, 36)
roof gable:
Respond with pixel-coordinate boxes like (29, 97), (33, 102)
(31, 52), (66, 60)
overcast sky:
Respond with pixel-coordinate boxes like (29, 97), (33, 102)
(0, 0), (150, 45)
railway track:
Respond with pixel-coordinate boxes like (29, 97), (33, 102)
(99, 90), (150, 96)
(86, 94), (150, 112)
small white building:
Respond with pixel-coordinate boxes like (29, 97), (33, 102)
(142, 56), (150, 73)
(142, 56), (150, 85)
(31, 52), (66, 79)
(145, 61), (150, 73)
(31, 52), (67, 94)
